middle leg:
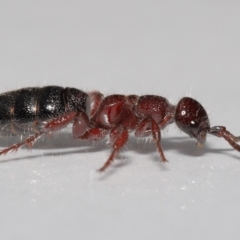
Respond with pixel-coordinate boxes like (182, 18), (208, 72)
(98, 127), (129, 172)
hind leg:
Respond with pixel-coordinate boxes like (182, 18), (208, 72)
(0, 112), (77, 156)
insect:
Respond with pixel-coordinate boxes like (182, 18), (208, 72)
(0, 86), (239, 172)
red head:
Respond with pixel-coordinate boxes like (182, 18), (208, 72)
(175, 97), (210, 146)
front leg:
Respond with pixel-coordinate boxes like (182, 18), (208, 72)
(135, 117), (168, 162)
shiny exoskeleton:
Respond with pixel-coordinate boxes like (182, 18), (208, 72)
(0, 86), (89, 154)
(0, 86), (240, 172)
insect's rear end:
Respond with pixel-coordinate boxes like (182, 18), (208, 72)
(0, 86), (89, 155)
(0, 86), (88, 135)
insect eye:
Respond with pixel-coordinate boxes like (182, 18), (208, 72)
(190, 120), (198, 128)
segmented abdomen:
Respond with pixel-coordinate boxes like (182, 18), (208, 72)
(0, 86), (90, 136)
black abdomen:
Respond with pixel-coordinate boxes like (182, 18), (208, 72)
(0, 86), (88, 126)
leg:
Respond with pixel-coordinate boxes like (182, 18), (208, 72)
(0, 112), (77, 156)
(79, 128), (107, 141)
(73, 112), (91, 138)
(151, 118), (168, 162)
(159, 115), (174, 129)
(0, 130), (45, 155)
(98, 128), (128, 172)
(87, 91), (104, 117)
(135, 117), (168, 162)
(135, 118), (152, 137)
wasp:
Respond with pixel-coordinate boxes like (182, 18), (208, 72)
(0, 86), (239, 171)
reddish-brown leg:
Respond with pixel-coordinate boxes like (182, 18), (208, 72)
(79, 128), (107, 141)
(87, 91), (104, 117)
(45, 112), (77, 132)
(135, 118), (152, 137)
(98, 128), (128, 172)
(151, 118), (168, 162)
(135, 117), (168, 162)
(109, 126), (124, 144)
(0, 112), (78, 156)
(158, 115), (174, 129)
(0, 130), (45, 155)
(73, 112), (90, 138)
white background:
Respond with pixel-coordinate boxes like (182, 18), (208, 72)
(1, 1), (240, 239)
